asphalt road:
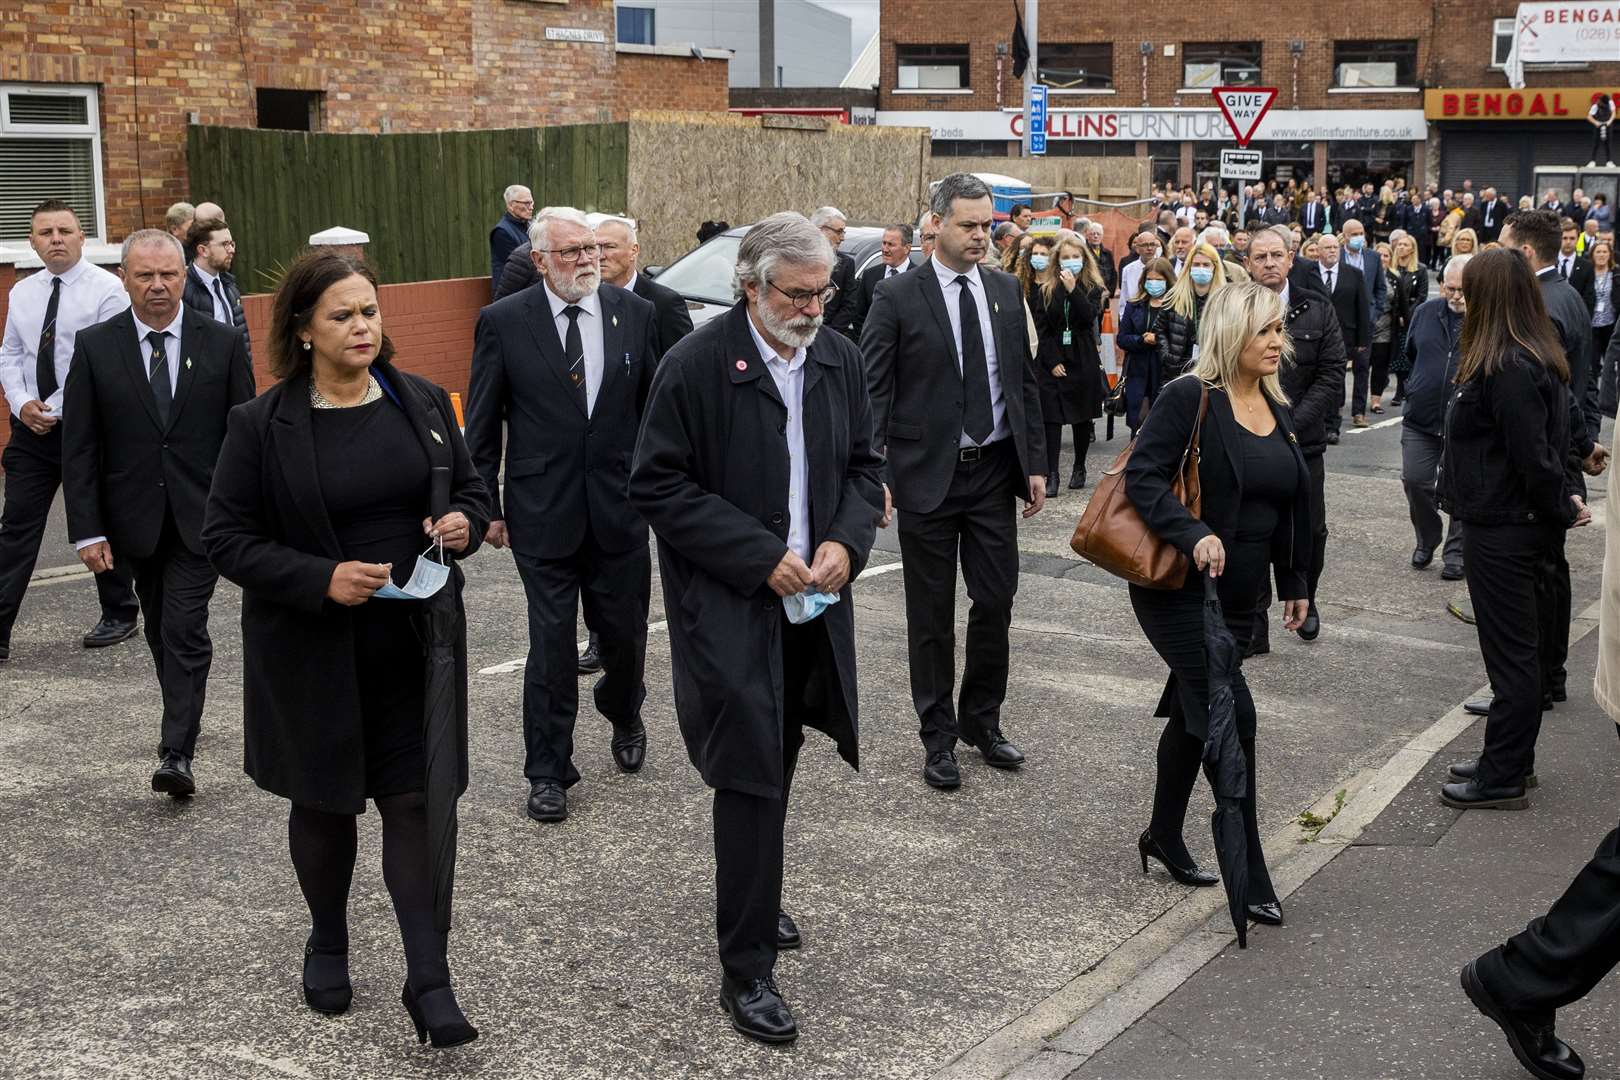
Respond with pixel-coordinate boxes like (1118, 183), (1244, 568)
(0, 392), (1607, 1079)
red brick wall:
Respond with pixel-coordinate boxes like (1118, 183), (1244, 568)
(616, 53), (731, 114)
(2, 0), (619, 241)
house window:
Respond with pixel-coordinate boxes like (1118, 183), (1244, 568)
(932, 139), (1006, 157)
(0, 83), (103, 243)
(1181, 42), (1261, 88)
(617, 6), (655, 46)
(1333, 40), (1417, 88)
(897, 44), (971, 90)
(1039, 43), (1113, 91)
(255, 88), (323, 132)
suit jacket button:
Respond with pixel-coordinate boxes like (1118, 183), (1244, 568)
(771, 512), (784, 525)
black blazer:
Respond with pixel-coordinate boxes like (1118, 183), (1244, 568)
(465, 281), (660, 559)
(201, 363), (490, 813)
(1320, 261), (1372, 352)
(1125, 376), (1312, 601)
(1299, 202), (1325, 233)
(851, 261), (913, 338)
(63, 305), (255, 560)
(861, 260), (1046, 513)
(631, 271), (696, 358)
(1563, 256), (1598, 315)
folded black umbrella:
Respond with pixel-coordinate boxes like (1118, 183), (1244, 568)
(1200, 574), (1251, 948)
(418, 466), (460, 934)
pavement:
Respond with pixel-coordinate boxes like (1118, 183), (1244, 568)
(0, 395), (1615, 1080)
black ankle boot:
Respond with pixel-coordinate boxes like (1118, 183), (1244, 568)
(1069, 463), (1086, 489)
(402, 982), (478, 1048)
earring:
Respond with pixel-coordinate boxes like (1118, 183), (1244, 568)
(302, 340), (311, 351)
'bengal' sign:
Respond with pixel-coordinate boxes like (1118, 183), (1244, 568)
(1424, 86), (1620, 120)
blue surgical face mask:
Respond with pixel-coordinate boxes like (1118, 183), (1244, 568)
(1189, 266), (1215, 287)
(1347, 236), (1366, 252)
(373, 541), (450, 601)
(1060, 258), (1085, 275)
(783, 588), (841, 624)
(1144, 279), (1168, 298)
(1028, 254), (1050, 272)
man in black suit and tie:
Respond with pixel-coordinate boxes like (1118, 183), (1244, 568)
(1477, 187), (1513, 244)
(1314, 233), (1371, 425)
(861, 172), (1046, 791)
(63, 230), (254, 796)
(467, 206), (661, 825)
(1300, 193), (1326, 235)
(850, 223), (913, 338)
(594, 215), (694, 359)
(1557, 218), (1599, 314)
(180, 218), (253, 372)
(811, 207), (859, 341)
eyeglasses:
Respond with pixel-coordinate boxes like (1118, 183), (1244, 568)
(769, 281), (838, 310)
(538, 244), (602, 263)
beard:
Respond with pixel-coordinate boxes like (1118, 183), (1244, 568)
(757, 299), (822, 349)
(548, 265), (601, 303)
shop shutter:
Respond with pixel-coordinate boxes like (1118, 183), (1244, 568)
(1440, 129), (1520, 193)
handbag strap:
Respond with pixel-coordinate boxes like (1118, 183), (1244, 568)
(1178, 384), (1209, 471)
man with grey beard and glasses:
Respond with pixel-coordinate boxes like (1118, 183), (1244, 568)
(466, 205), (661, 826)
(631, 212), (883, 1044)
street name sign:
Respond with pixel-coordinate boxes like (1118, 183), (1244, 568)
(1029, 84), (1048, 155)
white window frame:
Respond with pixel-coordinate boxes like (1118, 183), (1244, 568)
(1490, 17), (1589, 71)
(1, 83), (106, 243)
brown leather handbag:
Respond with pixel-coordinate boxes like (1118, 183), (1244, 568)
(1069, 385), (1206, 589)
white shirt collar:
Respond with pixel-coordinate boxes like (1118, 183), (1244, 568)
(45, 256), (91, 288)
(1278, 281), (1291, 308)
(191, 262), (220, 288)
(932, 254), (980, 290)
(133, 305), (184, 340)
(541, 279), (601, 321)
(745, 307), (807, 371)
(625, 271), (639, 294)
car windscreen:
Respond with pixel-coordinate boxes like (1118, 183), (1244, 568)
(654, 235), (742, 305)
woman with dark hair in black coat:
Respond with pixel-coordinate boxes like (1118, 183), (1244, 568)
(1125, 282), (1312, 929)
(202, 251), (490, 1047)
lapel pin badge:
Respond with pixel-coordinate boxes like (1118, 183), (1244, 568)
(612, 315), (619, 327)
(736, 360), (748, 371)
(430, 429), (444, 445)
(185, 358), (192, 370)
(994, 301), (1000, 313)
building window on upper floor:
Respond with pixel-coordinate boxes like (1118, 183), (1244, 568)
(256, 88), (324, 132)
(1181, 42), (1261, 89)
(897, 45), (971, 90)
(1491, 18), (1588, 70)
(932, 138), (1006, 157)
(0, 83), (103, 243)
(618, 6), (655, 47)
(1333, 40), (1418, 88)
(1039, 43), (1113, 92)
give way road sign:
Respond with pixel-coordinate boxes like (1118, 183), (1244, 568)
(1211, 86), (1278, 148)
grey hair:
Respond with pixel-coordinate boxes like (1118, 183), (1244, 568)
(1199, 224), (1231, 248)
(593, 214), (638, 244)
(503, 184), (531, 204)
(809, 206), (847, 229)
(885, 222), (915, 244)
(528, 205), (591, 250)
(121, 228), (185, 265)
(930, 173), (992, 219)
(1442, 253), (1472, 279)
(992, 221), (1020, 243)
(735, 212), (834, 295)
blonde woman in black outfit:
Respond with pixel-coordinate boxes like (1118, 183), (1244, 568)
(1125, 283), (1313, 927)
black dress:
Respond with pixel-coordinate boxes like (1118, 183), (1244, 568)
(312, 396), (433, 798)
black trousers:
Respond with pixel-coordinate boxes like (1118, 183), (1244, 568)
(713, 616), (826, 981)
(1254, 451), (1326, 628)
(125, 512), (218, 759)
(1348, 346), (1373, 419)
(1476, 725), (1620, 1017)
(1465, 522), (1562, 788)
(513, 531), (649, 785)
(0, 418), (137, 644)
(897, 441), (1020, 753)
(1540, 529), (1572, 698)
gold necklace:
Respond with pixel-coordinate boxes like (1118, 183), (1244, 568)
(310, 373), (381, 409)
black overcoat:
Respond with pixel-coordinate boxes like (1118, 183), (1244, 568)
(1032, 280), (1103, 424)
(629, 302), (884, 799)
(201, 361), (490, 813)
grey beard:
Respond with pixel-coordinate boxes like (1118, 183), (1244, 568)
(758, 302), (821, 349)
(549, 269), (600, 303)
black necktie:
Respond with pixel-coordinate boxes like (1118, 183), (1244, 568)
(1326, 268), (1336, 293)
(147, 330), (171, 425)
(211, 278), (231, 324)
(36, 276), (61, 401)
(1562, 257), (1572, 279)
(955, 275), (994, 444)
(561, 305), (587, 413)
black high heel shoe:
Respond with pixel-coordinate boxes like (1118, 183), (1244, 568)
(1138, 830), (1219, 887)
(401, 982), (478, 1048)
(302, 940), (352, 1016)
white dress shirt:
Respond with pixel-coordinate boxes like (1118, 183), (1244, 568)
(74, 306), (183, 551)
(190, 263), (233, 325)
(745, 311), (811, 565)
(883, 260), (908, 279)
(541, 279), (605, 417)
(931, 255), (1009, 447)
(1320, 262), (1340, 292)
(1558, 253), (1577, 279)
(0, 258), (129, 420)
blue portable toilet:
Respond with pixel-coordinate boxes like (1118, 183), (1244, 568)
(929, 172), (1033, 222)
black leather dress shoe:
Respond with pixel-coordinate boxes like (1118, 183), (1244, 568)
(777, 911), (801, 950)
(1462, 961), (1586, 1080)
(1411, 546), (1434, 569)
(151, 752), (195, 798)
(971, 732), (1025, 769)
(526, 780), (567, 823)
(1447, 759), (1539, 789)
(1295, 603), (1320, 642)
(720, 975), (798, 1044)
(1440, 778), (1529, 810)
(1465, 694), (1552, 717)
(0, 642), (9, 662)
(611, 723), (647, 773)
(1550, 687), (1567, 703)
(83, 618), (137, 648)
(1044, 475), (1060, 498)
(576, 636), (603, 675)
(1325, 430), (1340, 445)
(923, 750), (961, 790)
(1441, 563), (1465, 581)
(1246, 901), (1284, 926)
(1069, 464), (1086, 490)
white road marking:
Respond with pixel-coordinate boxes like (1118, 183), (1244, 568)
(476, 556), (905, 675)
(1343, 413), (1405, 435)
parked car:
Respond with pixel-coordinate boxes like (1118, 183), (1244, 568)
(646, 224), (921, 329)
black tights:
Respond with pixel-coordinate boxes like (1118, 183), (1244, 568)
(1044, 421), (1092, 478)
(289, 792), (450, 993)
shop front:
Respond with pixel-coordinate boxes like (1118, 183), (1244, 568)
(1427, 85), (1620, 197)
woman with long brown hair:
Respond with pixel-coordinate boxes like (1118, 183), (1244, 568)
(1032, 230), (1106, 492)
(1438, 248), (1584, 811)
